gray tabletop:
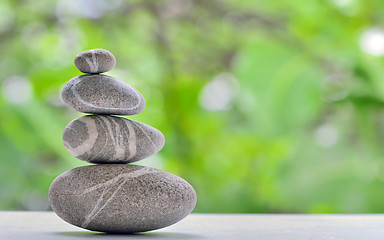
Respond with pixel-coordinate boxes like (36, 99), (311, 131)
(1, 211), (384, 240)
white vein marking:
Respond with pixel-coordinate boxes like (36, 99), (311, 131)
(82, 178), (126, 228)
(81, 180), (115, 228)
(65, 118), (98, 157)
(80, 167), (156, 194)
(82, 57), (94, 73)
(91, 50), (98, 72)
(131, 121), (157, 153)
(110, 117), (125, 160)
(81, 50), (98, 73)
(63, 125), (83, 149)
(87, 117), (109, 160)
(79, 167), (156, 228)
(124, 120), (137, 160)
(69, 76), (142, 111)
(99, 117), (125, 160)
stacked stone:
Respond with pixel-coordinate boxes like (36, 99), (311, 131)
(49, 49), (197, 233)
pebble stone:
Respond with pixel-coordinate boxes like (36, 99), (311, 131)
(49, 164), (197, 233)
(62, 74), (146, 115)
(63, 115), (165, 164)
(74, 49), (116, 74)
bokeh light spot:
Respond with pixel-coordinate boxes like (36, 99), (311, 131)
(2, 76), (33, 104)
(360, 27), (384, 56)
(199, 73), (238, 111)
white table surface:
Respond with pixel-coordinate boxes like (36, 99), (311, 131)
(1, 211), (384, 240)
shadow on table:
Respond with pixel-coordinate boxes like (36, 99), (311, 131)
(55, 231), (203, 239)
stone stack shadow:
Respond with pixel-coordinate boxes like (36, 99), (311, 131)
(49, 49), (197, 233)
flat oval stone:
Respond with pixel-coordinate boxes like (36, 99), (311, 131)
(62, 75), (145, 115)
(74, 49), (116, 74)
(49, 164), (197, 233)
(63, 115), (165, 164)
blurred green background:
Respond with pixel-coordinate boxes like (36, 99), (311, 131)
(1, 0), (384, 213)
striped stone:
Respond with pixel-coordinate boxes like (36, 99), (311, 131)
(62, 74), (145, 115)
(49, 164), (197, 233)
(62, 115), (164, 164)
(74, 49), (116, 74)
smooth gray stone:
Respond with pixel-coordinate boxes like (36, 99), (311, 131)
(62, 74), (145, 115)
(49, 164), (197, 233)
(74, 49), (116, 74)
(63, 115), (165, 164)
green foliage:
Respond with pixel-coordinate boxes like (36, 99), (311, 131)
(1, 0), (384, 213)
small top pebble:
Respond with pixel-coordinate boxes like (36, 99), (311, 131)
(74, 49), (116, 74)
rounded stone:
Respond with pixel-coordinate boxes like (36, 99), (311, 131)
(62, 75), (145, 115)
(63, 115), (165, 164)
(74, 49), (116, 74)
(49, 164), (197, 233)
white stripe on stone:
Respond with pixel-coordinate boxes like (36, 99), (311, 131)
(80, 167), (157, 228)
(131, 121), (156, 153)
(63, 117), (98, 157)
(82, 178), (126, 228)
(124, 119), (137, 160)
(91, 50), (98, 73)
(102, 117), (125, 160)
(87, 119), (109, 159)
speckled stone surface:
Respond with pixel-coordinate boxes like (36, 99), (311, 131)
(74, 49), (116, 74)
(48, 164), (197, 233)
(63, 115), (165, 164)
(62, 74), (145, 115)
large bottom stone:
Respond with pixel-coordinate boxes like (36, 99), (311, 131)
(48, 164), (197, 233)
